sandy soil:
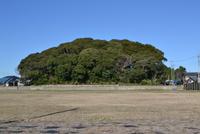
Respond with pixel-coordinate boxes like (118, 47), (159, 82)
(0, 88), (200, 133)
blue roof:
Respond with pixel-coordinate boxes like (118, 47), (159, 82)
(0, 76), (19, 84)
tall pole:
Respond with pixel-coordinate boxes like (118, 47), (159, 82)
(170, 61), (175, 80)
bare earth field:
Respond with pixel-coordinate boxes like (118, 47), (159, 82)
(0, 87), (200, 134)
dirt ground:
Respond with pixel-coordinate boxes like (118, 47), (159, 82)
(0, 88), (200, 134)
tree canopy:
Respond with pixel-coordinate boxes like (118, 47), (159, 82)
(18, 38), (169, 85)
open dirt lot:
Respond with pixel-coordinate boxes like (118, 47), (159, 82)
(0, 87), (200, 134)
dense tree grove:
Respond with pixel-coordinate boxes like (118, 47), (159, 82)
(18, 38), (171, 85)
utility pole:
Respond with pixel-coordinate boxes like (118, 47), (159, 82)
(198, 55), (200, 83)
(170, 61), (177, 91)
(170, 61), (175, 80)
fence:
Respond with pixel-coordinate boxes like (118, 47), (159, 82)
(184, 82), (200, 90)
(0, 85), (181, 91)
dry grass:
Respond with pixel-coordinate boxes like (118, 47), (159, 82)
(1, 88), (200, 133)
(0, 88), (200, 123)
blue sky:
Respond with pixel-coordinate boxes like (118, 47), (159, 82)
(0, 0), (200, 77)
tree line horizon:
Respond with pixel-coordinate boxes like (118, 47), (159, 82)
(18, 38), (186, 85)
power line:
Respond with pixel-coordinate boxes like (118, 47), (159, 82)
(165, 55), (198, 80)
(164, 55), (197, 72)
(168, 55), (197, 63)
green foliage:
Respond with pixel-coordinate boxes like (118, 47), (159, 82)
(140, 80), (153, 85)
(72, 64), (87, 83)
(175, 66), (186, 81)
(18, 38), (169, 85)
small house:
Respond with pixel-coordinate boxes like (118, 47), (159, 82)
(183, 72), (200, 90)
(0, 76), (20, 87)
